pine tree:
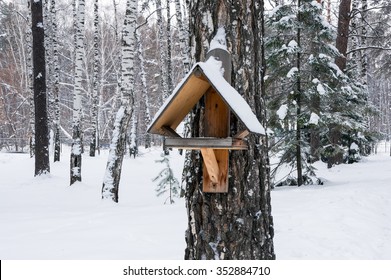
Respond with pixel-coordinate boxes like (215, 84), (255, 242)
(153, 153), (179, 204)
(266, 0), (340, 184)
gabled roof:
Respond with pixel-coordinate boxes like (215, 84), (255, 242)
(147, 57), (265, 136)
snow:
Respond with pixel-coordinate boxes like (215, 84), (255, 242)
(350, 142), (359, 151)
(1, 143), (391, 259)
(0, 147), (186, 259)
(148, 55), (265, 135)
(287, 40), (298, 53)
(287, 67), (298, 78)
(316, 83), (326, 95)
(309, 112), (320, 125)
(198, 57), (265, 134)
(209, 27), (227, 51)
(277, 104), (288, 120)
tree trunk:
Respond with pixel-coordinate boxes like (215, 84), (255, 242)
(26, 1), (35, 158)
(70, 0), (85, 185)
(51, 0), (61, 162)
(184, 0), (275, 260)
(90, 0), (100, 157)
(155, 0), (169, 101)
(360, 0), (368, 86)
(101, 0), (137, 202)
(31, 0), (50, 175)
(296, 0), (303, 186)
(335, 0), (352, 72)
(136, 31), (151, 149)
(329, 0), (352, 168)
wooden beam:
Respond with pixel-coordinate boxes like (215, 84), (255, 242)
(161, 126), (182, 138)
(164, 137), (248, 150)
(234, 129), (250, 139)
(200, 148), (220, 185)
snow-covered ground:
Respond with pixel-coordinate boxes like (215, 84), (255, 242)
(0, 143), (390, 259)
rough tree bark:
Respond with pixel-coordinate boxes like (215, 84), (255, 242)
(101, 0), (137, 202)
(155, 0), (169, 101)
(26, 1), (35, 158)
(31, 0), (50, 175)
(51, 0), (61, 162)
(70, 0), (85, 185)
(184, 0), (275, 260)
(296, 0), (303, 186)
(329, 0), (352, 168)
(136, 31), (151, 148)
(90, 0), (100, 157)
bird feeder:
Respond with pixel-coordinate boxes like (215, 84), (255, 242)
(147, 48), (265, 193)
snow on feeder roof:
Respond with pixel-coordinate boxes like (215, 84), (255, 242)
(147, 56), (265, 137)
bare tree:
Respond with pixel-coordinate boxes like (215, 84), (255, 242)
(51, 0), (61, 162)
(70, 0), (85, 185)
(102, 0), (138, 202)
(90, 0), (100, 157)
(31, 0), (50, 175)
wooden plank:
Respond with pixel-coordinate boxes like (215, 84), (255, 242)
(204, 88), (230, 138)
(164, 137), (247, 149)
(148, 69), (210, 136)
(234, 129), (250, 139)
(203, 149), (229, 193)
(161, 126), (182, 138)
(200, 148), (220, 185)
(203, 85), (230, 193)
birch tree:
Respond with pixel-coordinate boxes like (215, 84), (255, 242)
(184, 0), (275, 260)
(90, 0), (100, 157)
(26, 1), (35, 157)
(102, 0), (137, 202)
(155, 0), (169, 100)
(51, 0), (61, 162)
(136, 31), (151, 148)
(70, 0), (85, 185)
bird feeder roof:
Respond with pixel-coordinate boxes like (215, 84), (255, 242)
(147, 57), (265, 136)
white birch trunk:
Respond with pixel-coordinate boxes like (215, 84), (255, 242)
(70, 0), (85, 185)
(26, 0), (35, 158)
(102, 0), (138, 202)
(90, 0), (100, 157)
(155, 0), (169, 100)
(174, 0), (190, 73)
(51, 0), (61, 162)
(136, 31), (151, 148)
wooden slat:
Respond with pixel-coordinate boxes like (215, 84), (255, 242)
(203, 85), (230, 193)
(203, 149), (228, 193)
(200, 148), (220, 185)
(160, 126), (182, 138)
(164, 137), (248, 150)
(148, 68), (210, 136)
(234, 129), (250, 139)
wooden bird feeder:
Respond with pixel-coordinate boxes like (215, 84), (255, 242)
(147, 48), (265, 193)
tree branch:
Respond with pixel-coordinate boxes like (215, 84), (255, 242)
(347, 46), (391, 55)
